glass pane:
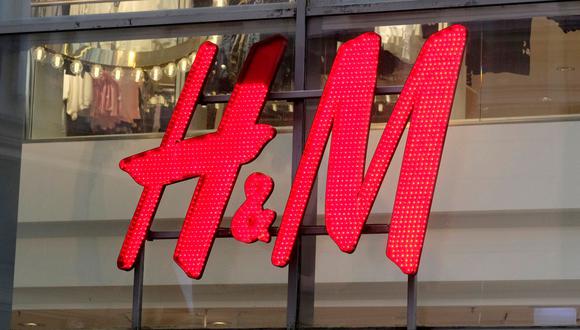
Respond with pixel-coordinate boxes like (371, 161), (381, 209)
(13, 123), (293, 328)
(308, 12), (580, 123)
(138, 106), (292, 328)
(142, 239), (288, 329)
(473, 17), (580, 120)
(6, 2), (580, 330)
(28, 33), (294, 139)
(9, 19), (293, 330)
(31, 0), (290, 18)
(312, 235), (407, 328)
(307, 6), (580, 329)
(309, 23), (430, 88)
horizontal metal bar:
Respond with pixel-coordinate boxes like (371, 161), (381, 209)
(307, 1), (580, 38)
(201, 86), (403, 103)
(306, 0), (563, 16)
(148, 223), (390, 240)
(23, 113), (580, 144)
(0, 3), (295, 36)
(32, 0), (147, 7)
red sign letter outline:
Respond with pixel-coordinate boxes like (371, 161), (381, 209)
(118, 25), (467, 279)
(272, 25), (467, 274)
(231, 172), (276, 244)
(118, 36), (287, 279)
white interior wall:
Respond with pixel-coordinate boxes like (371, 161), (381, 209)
(14, 121), (580, 309)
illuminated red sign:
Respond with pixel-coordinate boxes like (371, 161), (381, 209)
(118, 25), (467, 279)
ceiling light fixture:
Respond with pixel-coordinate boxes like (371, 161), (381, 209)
(556, 66), (575, 72)
(19, 322), (40, 327)
(211, 321), (228, 327)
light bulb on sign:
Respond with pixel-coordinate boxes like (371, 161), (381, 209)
(70, 60), (84, 75)
(132, 68), (144, 82)
(150, 66), (162, 82)
(164, 62), (177, 78)
(50, 54), (64, 69)
(178, 57), (190, 72)
(90, 64), (102, 79)
(112, 67), (124, 81)
(33, 47), (46, 62)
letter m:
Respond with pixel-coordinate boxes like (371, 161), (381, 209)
(272, 25), (467, 274)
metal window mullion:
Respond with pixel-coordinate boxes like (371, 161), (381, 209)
(306, 0), (564, 16)
(407, 274), (418, 330)
(286, 0), (316, 329)
(31, 0), (159, 7)
(132, 247), (145, 330)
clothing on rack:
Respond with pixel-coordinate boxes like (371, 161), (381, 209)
(147, 94), (174, 132)
(117, 74), (141, 124)
(91, 71), (121, 130)
(63, 72), (93, 121)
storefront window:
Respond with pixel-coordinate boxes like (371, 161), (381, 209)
(3, 2), (580, 330)
(306, 7), (580, 329)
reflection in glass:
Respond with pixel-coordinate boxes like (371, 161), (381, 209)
(28, 33), (294, 139)
(31, 0), (290, 17)
(312, 17), (580, 123)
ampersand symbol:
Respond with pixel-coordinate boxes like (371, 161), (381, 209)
(231, 172), (276, 243)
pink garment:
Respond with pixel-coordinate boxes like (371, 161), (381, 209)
(118, 75), (141, 123)
(91, 71), (120, 130)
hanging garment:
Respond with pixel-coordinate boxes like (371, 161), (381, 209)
(91, 71), (121, 130)
(117, 74), (141, 124)
(148, 95), (168, 132)
(159, 104), (173, 132)
(64, 72), (93, 121)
